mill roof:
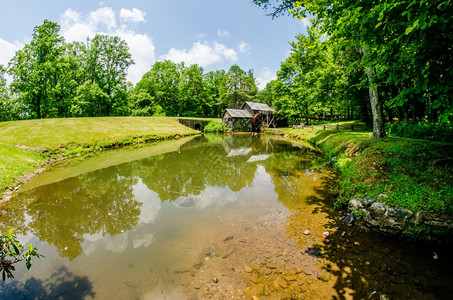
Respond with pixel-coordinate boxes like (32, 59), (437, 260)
(223, 109), (253, 118)
(243, 101), (275, 112)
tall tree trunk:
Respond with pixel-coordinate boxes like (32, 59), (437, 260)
(362, 50), (387, 138)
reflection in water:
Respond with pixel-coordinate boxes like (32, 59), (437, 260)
(0, 135), (452, 299)
(0, 266), (94, 299)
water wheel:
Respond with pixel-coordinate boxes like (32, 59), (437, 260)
(251, 113), (265, 132)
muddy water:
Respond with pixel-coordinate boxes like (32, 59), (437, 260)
(1, 135), (452, 299)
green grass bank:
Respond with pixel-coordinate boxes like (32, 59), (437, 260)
(0, 117), (199, 197)
(269, 121), (453, 217)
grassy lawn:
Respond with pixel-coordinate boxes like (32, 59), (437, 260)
(270, 122), (453, 215)
(0, 117), (198, 152)
(0, 145), (46, 191)
(0, 117), (199, 196)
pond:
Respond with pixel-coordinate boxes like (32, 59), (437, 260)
(1, 134), (452, 299)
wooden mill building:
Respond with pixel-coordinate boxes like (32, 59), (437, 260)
(222, 101), (276, 132)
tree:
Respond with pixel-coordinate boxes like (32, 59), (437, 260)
(78, 35), (134, 116)
(262, 28), (362, 125)
(132, 60), (183, 116)
(5, 21), (137, 119)
(219, 65), (258, 109)
(204, 70), (226, 117)
(8, 20), (66, 119)
(129, 91), (164, 116)
(254, 0), (453, 137)
(0, 65), (22, 121)
(180, 64), (206, 117)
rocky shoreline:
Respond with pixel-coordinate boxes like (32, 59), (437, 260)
(346, 194), (453, 240)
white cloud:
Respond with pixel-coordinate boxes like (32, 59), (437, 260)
(120, 8), (146, 23)
(217, 29), (229, 37)
(238, 41), (251, 54)
(0, 38), (23, 67)
(116, 28), (155, 84)
(89, 7), (117, 31)
(160, 41), (237, 67)
(256, 67), (276, 90)
(196, 33), (207, 39)
(301, 17), (311, 28)
(59, 7), (156, 84)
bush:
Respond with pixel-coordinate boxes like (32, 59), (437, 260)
(386, 121), (453, 143)
(204, 121), (227, 133)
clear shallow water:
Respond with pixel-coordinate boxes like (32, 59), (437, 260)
(0, 135), (452, 299)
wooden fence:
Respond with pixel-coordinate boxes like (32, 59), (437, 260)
(291, 123), (357, 131)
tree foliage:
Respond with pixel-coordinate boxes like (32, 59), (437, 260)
(6, 20), (133, 120)
(219, 64), (258, 109)
(131, 61), (257, 118)
(1, 229), (43, 280)
(255, 0), (453, 136)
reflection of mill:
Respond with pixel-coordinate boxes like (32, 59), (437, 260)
(170, 173), (203, 208)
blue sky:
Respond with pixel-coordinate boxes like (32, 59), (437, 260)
(0, 0), (309, 88)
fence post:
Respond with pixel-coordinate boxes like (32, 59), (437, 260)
(336, 124), (339, 130)
(323, 125), (326, 130)
(351, 124), (354, 130)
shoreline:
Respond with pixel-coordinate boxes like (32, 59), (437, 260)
(1, 132), (200, 204)
(267, 127), (453, 241)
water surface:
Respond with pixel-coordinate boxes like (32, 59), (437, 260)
(0, 135), (452, 299)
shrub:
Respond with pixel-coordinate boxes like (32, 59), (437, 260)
(1, 229), (43, 280)
(386, 121), (453, 143)
(204, 121), (227, 133)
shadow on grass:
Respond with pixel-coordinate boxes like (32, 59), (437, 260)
(297, 173), (453, 300)
(0, 266), (95, 300)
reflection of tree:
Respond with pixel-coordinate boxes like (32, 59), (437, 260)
(0, 134), (323, 261)
(134, 138), (258, 200)
(0, 266), (95, 299)
(0, 167), (141, 260)
(264, 149), (323, 209)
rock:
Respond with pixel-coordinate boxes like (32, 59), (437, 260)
(264, 284), (271, 296)
(264, 268), (273, 275)
(303, 229), (310, 235)
(244, 266), (253, 273)
(322, 231), (330, 238)
(250, 274), (259, 284)
(244, 284), (264, 297)
(344, 212), (354, 226)
(191, 281), (204, 289)
(377, 193), (389, 201)
(361, 196), (375, 207)
(349, 199), (363, 210)
(284, 275), (298, 281)
(414, 211), (424, 225)
(388, 207), (413, 219)
(222, 246), (237, 259)
(174, 267), (191, 274)
(276, 277), (288, 288)
(369, 202), (387, 218)
(212, 277), (219, 283)
(317, 271), (330, 282)
(266, 263), (277, 269)
(223, 234), (234, 242)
